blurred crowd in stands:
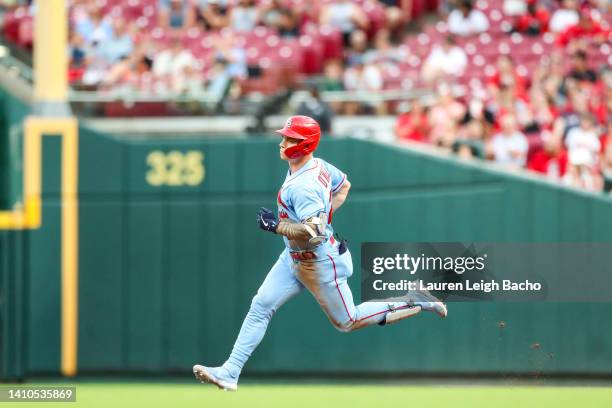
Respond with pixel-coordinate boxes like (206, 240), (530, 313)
(1, 0), (611, 193)
(394, 0), (611, 194)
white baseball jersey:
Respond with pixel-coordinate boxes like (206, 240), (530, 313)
(276, 157), (346, 254)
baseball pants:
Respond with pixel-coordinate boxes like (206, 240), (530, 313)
(223, 247), (411, 377)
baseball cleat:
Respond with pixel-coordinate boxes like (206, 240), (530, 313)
(406, 282), (448, 318)
(193, 364), (238, 391)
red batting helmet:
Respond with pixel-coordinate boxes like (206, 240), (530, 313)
(276, 115), (321, 159)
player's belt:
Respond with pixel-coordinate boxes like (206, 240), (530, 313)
(290, 251), (317, 261)
(289, 236), (337, 261)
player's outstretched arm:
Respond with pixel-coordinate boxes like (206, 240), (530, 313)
(331, 180), (351, 211)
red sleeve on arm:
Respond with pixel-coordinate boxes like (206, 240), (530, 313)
(556, 25), (576, 46)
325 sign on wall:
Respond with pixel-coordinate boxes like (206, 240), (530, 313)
(146, 150), (205, 187)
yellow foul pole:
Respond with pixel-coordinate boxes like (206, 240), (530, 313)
(34, 0), (68, 105)
(33, 0), (79, 377)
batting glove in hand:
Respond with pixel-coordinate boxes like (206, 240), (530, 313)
(257, 207), (279, 233)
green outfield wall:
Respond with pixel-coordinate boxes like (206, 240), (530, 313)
(0, 87), (28, 210)
(0, 88), (28, 381)
(0, 230), (27, 381)
(2, 89), (612, 380)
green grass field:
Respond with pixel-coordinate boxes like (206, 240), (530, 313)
(4, 382), (612, 408)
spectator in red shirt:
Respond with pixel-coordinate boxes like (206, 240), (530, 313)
(513, 0), (550, 36)
(487, 55), (528, 101)
(395, 100), (429, 143)
(556, 8), (609, 47)
(528, 132), (568, 179)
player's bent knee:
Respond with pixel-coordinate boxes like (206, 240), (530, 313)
(250, 293), (277, 320)
(332, 319), (355, 333)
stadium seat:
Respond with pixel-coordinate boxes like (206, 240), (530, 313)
(298, 35), (324, 74)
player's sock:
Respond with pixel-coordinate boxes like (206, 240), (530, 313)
(379, 304), (422, 325)
(352, 301), (413, 328)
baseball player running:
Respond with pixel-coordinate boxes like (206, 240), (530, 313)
(194, 115), (447, 391)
